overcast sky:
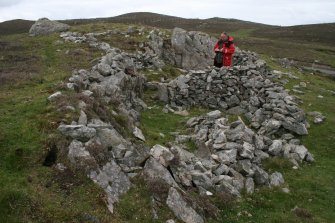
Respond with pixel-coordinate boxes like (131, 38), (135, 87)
(0, 0), (334, 26)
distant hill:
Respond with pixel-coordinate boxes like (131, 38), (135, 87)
(252, 23), (335, 47)
(1, 12), (334, 46)
(1, 12), (334, 68)
(0, 19), (34, 35)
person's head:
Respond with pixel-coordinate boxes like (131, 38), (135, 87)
(220, 32), (228, 41)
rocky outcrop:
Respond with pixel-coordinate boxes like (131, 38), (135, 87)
(170, 28), (217, 70)
(140, 111), (313, 201)
(146, 27), (217, 70)
(29, 18), (70, 36)
(52, 34), (152, 213)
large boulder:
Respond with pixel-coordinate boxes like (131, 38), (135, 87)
(29, 18), (70, 36)
(170, 27), (216, 69)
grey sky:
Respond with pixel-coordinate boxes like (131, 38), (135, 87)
(0, 0), (334, 26)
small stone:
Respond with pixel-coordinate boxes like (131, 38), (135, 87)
(133, 127), (146, 141)
(206, 110), (222, 119)
(48, 91), (62, 102)
(174, 110), (189, 116)
(245, 178), (255, 194)
(268, 140), (283, 156)
(206, 191), (213, 196)
(282, 188), (290, 193)
(270, 172), (285, 186)
(78, 110), (88, 125)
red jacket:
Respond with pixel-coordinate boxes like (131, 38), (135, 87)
(213, 36), (235, 66)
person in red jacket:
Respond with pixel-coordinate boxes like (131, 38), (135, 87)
(213, 33), (235, 67)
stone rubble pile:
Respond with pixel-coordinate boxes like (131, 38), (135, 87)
(60, 30), (165, 68)
(162, 55), (310, 137)
(144, 109), (313, 198)
(52, 37), (157, 212)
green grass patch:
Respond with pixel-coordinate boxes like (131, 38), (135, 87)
(0, 32), (111, 222)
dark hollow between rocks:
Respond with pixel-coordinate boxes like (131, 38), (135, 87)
(43, 144), (58, 167)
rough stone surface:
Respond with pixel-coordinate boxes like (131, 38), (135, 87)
(133, 127), (146, 141)
(48, 91), (62, 102)
(150, 144), (174, 167)
(58, 124), (96, 141)
(166, 187), (204, 223)
(245, 177), (255, 194)
(90, 160), (131, 213)
(270, 172), (285, 186)
(144, 157), (177, 187)
(30, 18), (70, 36)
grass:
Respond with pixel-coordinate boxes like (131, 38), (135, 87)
(0, 32), (114, 222)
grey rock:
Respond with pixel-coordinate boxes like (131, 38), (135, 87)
(81, 90), (94, 97)
(89, 160), (131, 213)
(191, 171), (213, 190)
(213, 164), (229, 176)
(96, 128), (127, 148)
(270, 172), (285, 186)
(166, 187), (204, 223)
(235, 160), (254, 176)
(48, 91), (62, 102)
(78, 110), (88, 125)
(264, 119), (281, 135)
(226, 95), (240, 107)
(254, 166), (269, 185)
(216, 181), (241, 197)
(305, 152), (315, 163)
(158, 83), (169, 103)
(144, 157), (177, 187)
(194, 142), (211, 159)
(282, 118), (308, 135)
(170, 27), (216, 70)
(240, 142), (255, 159)
(96, 63), (111, 76)
(268, 140), (283, 156)
(133, 127), (146, 141)
(29, 18), (70, 36)
(217, 149), (237, 164)
(206, 110), (222, 119)
(150, 144), (174, 167)
(68, 140), (92, 164)
(245, 177), (255, 194)
(293, 145), (308, 160)
(58, 124), (96, 141)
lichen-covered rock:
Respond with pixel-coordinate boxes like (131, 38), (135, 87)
(89, 160), (131, 213)
(166, 187), (204, 223)
(29, 18), (70, 36)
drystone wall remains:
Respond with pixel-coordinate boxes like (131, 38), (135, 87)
(43, 26), (315, 223)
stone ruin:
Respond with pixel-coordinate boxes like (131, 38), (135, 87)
(46, 26), (314, 223)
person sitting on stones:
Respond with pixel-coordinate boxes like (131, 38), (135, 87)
(213, 32), (235, 67)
